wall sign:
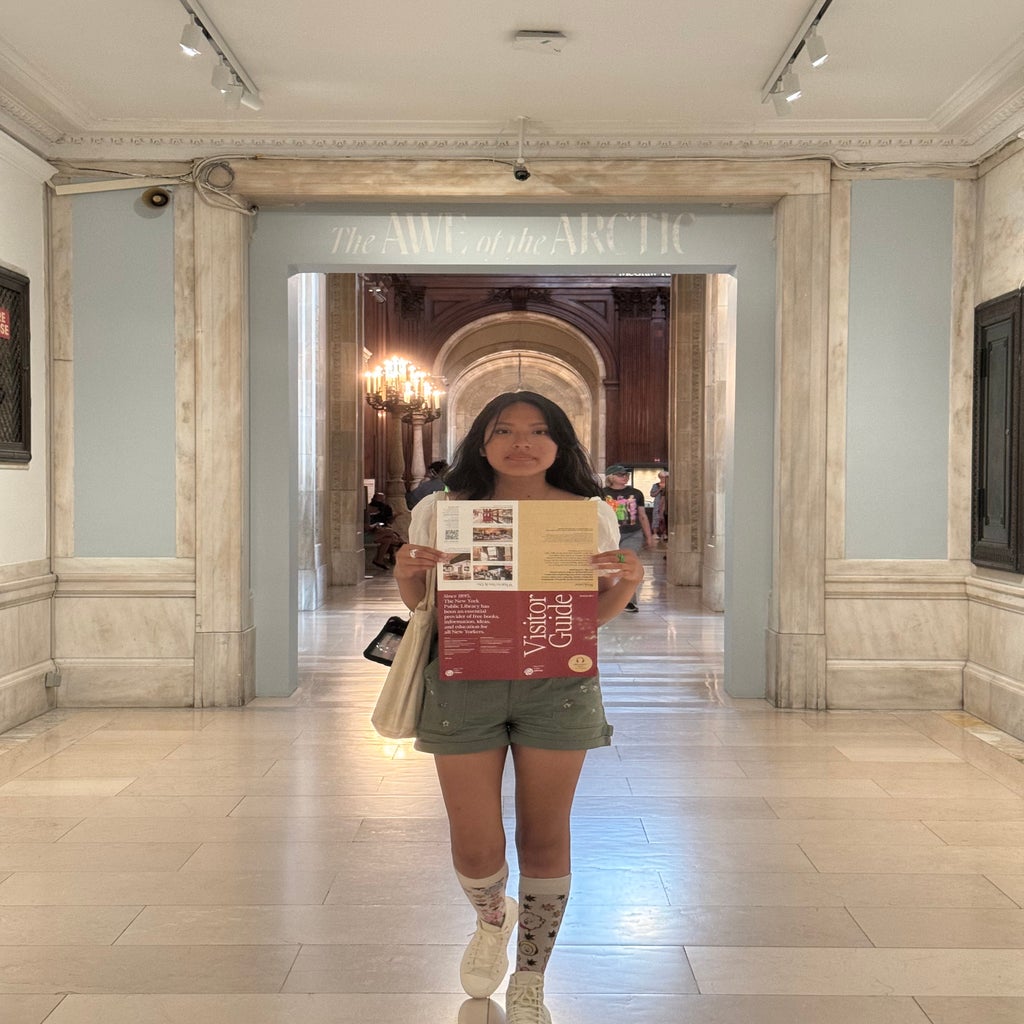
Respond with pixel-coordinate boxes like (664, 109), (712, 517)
(326, 209), (699, 264)
(0, 266), (30, 464)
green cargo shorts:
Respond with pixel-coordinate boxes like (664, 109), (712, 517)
(414, 657), (614, 755)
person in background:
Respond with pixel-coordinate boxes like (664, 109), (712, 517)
(601, 465), (654, 612)
(392, 392), (642, 1024)
(650, 469), (669, 541)
(407, 460), (448, 508)
(366, 492), (404, 569)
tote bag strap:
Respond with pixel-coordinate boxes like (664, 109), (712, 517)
(420, 490), (448, 612)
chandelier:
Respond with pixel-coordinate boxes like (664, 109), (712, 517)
(364, 357), (443, 423)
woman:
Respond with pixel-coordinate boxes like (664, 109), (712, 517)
(365, 492), (404, 569)
(393, 392), (643, 1024)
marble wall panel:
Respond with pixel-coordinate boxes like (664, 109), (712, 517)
(987, 677), (1024, 741)
(968, 588), (1024, 681)
(18, 599), (51, 667)
(827, 662), (964, 709)
(0, 564), (56, 732)
(173, 185), (196, 560)
(976, 146), (1024, 301)
(965, 576), (1024, 742)
(767, 632), (827, 709)
(826, 597), (967, 661)
(771, 193), (829, 637)
(54, 597), (195, 659)
(0, 667), (55, 733)
(297, 570), (318, 611)
(948, 180), (976, 562)
(0, 604), (16, 678)
(194, 628), (255, 707)
(0, 568), (55, 678)
(825, 180), (850, 561)
(56, 660), (195, 707)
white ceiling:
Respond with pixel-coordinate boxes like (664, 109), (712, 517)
(2, 0), (1024, 166)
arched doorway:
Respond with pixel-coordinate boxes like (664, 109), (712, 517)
(434, 312), (607, 468)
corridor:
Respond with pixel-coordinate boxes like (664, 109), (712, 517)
(1, 564), (1023, 1023)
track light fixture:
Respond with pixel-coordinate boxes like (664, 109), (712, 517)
(760, 0), (835, 115)
(179, 19), (204, 57)
(211, 62), (233, 92)
(176, 0), (262, 112)
(771, 82), (793, 118)
(805, 26), (829, 67)
(781, 69), (802, 103)
(222, 83), (244, 109)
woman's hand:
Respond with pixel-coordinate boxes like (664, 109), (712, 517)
(393, 543), (448, 581)
(591, 548), (644, 586)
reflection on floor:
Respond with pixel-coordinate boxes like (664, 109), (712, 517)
(1, 561), (1023, 1023)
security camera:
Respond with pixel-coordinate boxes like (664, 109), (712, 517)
(141, 187), (172, 208)
(512, 160), (531, 182)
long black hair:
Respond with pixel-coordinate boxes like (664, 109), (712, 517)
(444, 391), (602, 500)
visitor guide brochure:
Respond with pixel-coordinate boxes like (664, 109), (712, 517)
(435, 500), (599, 680)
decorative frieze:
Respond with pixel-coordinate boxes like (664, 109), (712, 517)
(612, 287), (669, 319)
(490, 287), (550, 310)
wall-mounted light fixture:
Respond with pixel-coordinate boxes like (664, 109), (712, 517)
(176, 0), (262, 111)
(761, 0), (835, 117)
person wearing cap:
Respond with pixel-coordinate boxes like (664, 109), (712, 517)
(602, 465), (654, 612)
(407, 460), (449, 508)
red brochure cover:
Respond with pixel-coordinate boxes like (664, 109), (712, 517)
(436, 500), (599, 681)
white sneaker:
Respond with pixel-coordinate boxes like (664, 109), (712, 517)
(460, 895), (517, 998)
(505, 971), (551, 1024)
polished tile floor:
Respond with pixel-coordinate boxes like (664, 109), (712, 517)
(2, 558), (1024, 1023)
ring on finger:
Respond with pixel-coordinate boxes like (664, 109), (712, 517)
(617, 553), (626, 563)
(410, 548), (419, 559)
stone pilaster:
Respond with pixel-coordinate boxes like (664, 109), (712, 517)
(326, 274), (366, 585)
(767, 193), (831, 709)
(193, 198), (254, 706)
(667, 276), (705, 586)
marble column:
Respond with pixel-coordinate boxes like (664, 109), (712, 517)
(667, 275), (705, 586)
(193, 199), (255, 706)
(385, 413), (412, 540)
(766, 193), (830, 709)
(406, 408), (429, 487)
(326, 274), (366, 585)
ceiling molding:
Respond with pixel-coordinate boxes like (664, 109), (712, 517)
(931, 36), (1024, 132)
(0, 87), (65, 145)
(39, 127), (1016, 167)
(0, 45), (89, 136)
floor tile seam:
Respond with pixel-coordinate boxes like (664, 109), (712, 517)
(892, 712), (1024, 794)
(982, 874), (1024, 910)
(0, 714), (126, 787)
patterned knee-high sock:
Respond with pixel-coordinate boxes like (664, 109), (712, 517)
(516, 874), (571, 973)
(455, 862), (510, 927)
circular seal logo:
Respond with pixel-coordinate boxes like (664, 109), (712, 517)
(567, 654), (593, 673)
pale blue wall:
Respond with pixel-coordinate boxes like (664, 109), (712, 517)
(846, 180), (954, 558)
(72, 190), (176, 556)
(249, 204), (777, 699)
